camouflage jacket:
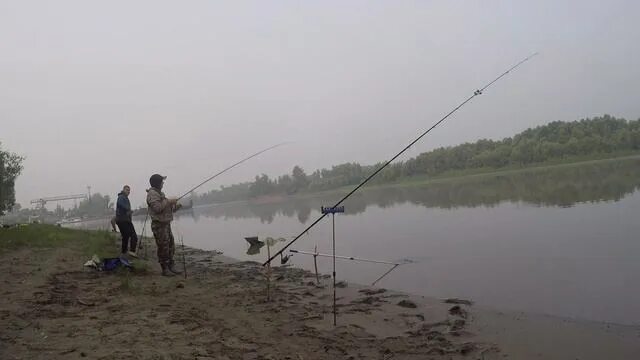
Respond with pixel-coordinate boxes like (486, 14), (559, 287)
(146, 188), (174, 223)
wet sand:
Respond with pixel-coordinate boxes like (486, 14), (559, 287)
(1, 237), (639, 359)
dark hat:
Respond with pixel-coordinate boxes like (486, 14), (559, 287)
(149, 174), (167, 188)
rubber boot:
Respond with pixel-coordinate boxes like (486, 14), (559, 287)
(161, 264), (175, 277)
(168, 261), (183, 275)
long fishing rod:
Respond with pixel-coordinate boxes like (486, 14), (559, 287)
(290, 249), (401, 265)
(289, 249), (405, 286)
(177, 142), (288, 201)
(263, 53), (538, 267)
(138, 142), (287, 258)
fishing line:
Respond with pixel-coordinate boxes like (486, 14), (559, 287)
(264, 53), (539, 267)
(138, 143), (288, 259)
(177, 142), (289, 201)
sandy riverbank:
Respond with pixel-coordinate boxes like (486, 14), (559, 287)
(1, 226), (638, 359)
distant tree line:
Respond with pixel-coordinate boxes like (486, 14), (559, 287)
(65, 193), (113, 218)
(2, 193), (114, 224)
(191, 156), (640, 224)
(192, 115), (640, 205)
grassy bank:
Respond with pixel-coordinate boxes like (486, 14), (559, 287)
(0, 224), (152, 294)
(0, 224), (116, 256)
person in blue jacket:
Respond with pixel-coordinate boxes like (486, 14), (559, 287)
(115, 185), (138, 258)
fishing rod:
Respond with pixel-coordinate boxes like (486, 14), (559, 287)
(289, 249), (407, 286)
(138, 142), (287, 258)
(290, 249), (401, 265)
(263, 53), (538, 267)
(177, 142), (288, 201)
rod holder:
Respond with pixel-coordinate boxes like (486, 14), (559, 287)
(321, 206), (345, 214)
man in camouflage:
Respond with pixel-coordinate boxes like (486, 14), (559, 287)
(146, 174), (182, 276)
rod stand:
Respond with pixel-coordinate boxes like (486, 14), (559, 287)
(321, 205), (344, 326)
(181, 236), (188, 280)
(266, 242), (271, 302)
(313, 245), (320, 285)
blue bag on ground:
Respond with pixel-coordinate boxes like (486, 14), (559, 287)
(102, 257), (132, 271)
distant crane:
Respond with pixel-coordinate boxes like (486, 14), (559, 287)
(30, 194), (88, 209)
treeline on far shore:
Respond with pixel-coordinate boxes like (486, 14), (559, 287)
(194, 115), (640, 205)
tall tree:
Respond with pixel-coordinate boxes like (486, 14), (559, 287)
(0, 144), (24, 215)
(291, 166), (310, 191)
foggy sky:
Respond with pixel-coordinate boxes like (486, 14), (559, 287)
(1, 0), (639, 209)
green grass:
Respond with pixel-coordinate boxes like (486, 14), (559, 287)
(117, 268), (142, 292)
(0, 224), (154, 290)
(0, 224), (115, 256)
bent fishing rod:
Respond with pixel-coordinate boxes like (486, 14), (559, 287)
(139, 142), (287, 257)
(263, 53), (538, 267)
(177, 142), (288, 201)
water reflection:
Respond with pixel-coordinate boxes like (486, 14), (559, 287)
(179, 158), (640, 224)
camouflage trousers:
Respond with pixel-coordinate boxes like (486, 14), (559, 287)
(151, 221), (175, 266)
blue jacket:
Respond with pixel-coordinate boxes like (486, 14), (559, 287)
(115, 192), (132, 222)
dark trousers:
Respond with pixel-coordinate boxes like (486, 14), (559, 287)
(116, 220), (138, 253)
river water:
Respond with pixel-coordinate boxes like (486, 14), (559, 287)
(84, 158), (640, 325)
